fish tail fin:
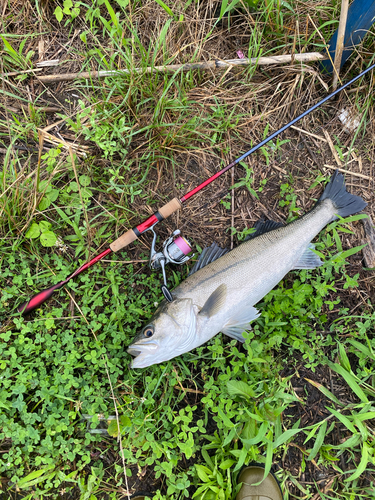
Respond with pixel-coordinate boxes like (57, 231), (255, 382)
(318, 170), (367, 219)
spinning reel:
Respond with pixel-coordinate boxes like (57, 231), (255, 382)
(148, 225), (194, 302)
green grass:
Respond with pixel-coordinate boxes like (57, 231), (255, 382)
(2, 235), (374, 498)
(1, 0), (375, 498)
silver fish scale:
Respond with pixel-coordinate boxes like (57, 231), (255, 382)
(174, 199), (335, 316)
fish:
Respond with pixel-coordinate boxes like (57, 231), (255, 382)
(127, 171), (366, 368)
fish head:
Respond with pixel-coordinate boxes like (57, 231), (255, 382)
(127, 298), (199, 368)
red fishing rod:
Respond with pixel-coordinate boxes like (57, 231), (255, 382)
(18, 61), (375, 314)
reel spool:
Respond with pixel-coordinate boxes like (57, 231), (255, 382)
(149, 225), (194, 302)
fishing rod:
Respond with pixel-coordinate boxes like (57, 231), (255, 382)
(18, 61), (375, 314)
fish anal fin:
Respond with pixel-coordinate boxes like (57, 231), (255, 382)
(200, 284), (227, 318)
(293, 243), (323, 270)
(244, 219), (283, 241)
(221, 305), (260, 343)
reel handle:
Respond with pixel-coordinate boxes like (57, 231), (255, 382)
(161, 285), (173, 303)
(110, 197), (182, 252)
(159, 259), (174, 303)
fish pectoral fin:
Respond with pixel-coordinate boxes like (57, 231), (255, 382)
(199, 284), (227, 318)
(221, 305), (260, 343)
(293, 243), (323, 270)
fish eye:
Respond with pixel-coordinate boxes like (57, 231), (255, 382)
(143, 327), (154, 338)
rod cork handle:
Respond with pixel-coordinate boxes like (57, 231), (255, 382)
(110, 228), (138, 252)
(110, 197), (182, 252)
(158, 197), (182, 218)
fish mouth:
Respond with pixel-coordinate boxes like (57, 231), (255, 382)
(127, 347), (141, 357)
(127, 342), (158, 368)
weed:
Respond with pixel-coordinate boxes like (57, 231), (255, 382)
(25, 220), (58, 247)
(278, 182), (299, 222)
(0, 36), (34, 71)
(260, 124), (290, 166)
(231, 161), (259, 200)
(54, 0), (81, 24)
(229, 226), (256, 241)
(220, 194), (231, 210)
(258, 178), (267, 193)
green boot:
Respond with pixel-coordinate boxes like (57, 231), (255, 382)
(236, 465), (283, 500)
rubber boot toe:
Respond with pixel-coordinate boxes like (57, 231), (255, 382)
(236, 465), (283, 500)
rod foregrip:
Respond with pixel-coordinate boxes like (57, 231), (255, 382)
(110, 197), (182, 252)
(158, 197), (182, 218)
(110, 228), (138, 252)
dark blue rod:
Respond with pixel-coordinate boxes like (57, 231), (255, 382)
(182, 61), (375, 202)
(233, 61), (375, 166)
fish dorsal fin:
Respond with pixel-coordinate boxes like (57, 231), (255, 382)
(199, 284), (227, 318)
(244, 219), (284, 241)
(188, 242), (228, 276)
(221, 305), (260, 343)
(292, 243), (323, 270)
